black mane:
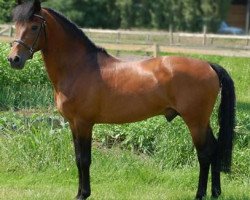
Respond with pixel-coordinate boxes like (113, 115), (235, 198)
(12, 3), (107, 54)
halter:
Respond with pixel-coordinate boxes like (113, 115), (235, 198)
(12, 14), (47, 58)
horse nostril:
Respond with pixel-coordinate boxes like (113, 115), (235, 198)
(7, 57), (13, 62)
(13, 56), (20, 63)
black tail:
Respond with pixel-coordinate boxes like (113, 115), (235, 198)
(210, 63), (236, 173)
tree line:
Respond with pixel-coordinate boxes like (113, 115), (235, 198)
(1, 0), (231, 32)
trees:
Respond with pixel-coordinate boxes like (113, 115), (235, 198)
(44, 0), (120, 28)
(0, 0), (15, 23)
(0, 0), (232, 32)
(117, 0), (152, 29)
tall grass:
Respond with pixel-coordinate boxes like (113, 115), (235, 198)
(0, 43), (53, 110)
(0, 109), (249, 179)
(0, 84), (53, 110)
(0, 112), (73, 172)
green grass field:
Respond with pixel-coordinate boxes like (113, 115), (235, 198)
(0, 47), (249, 200)
(0, 148), (249, 200)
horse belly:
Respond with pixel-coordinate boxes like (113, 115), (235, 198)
(97, 95), (168, 123)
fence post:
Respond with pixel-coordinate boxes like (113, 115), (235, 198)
(116, 31), (120, 44)
(169, 25), (173, 45)
(177, 34), (180, 44)
(211, 37), (214, 45)
(153, 43), (159, 57)
(146, 34), (150, 44)
(203, 25), (207, 46)
(9, 25), (14, 37)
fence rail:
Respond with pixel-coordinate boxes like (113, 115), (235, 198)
(1, 24), (250, 57)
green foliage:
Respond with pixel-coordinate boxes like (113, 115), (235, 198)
(0, 43), (52, 110)
(0, 108), (249, 176)
(44, 0), (121, 29)
(0, 0), (232, 32)
(0, 112), (73, 172)
(42, 0), (231, 32)
(0, 43), (48, 85)
(94, 116), (197, 169)
(117, 0), (134, 29)
(150, 1), (171, 29)
(0, 84), (53, 110)
(0, 0), (15, 23)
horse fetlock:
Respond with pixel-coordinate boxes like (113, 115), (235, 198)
(212, 187), (221, 198)
(76, 190), (91, 200)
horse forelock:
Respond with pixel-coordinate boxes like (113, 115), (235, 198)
(12, 1), (37, 22)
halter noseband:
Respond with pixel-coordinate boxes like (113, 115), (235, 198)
(12, 14), (46, 58)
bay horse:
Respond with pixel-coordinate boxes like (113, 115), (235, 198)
(8, 1), (235, 199)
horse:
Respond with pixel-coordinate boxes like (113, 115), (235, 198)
(8, 1), (236, 199)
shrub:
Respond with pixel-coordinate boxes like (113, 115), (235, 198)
(0, 43), (49, 86)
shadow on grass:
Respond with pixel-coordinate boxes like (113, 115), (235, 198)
(237, 101), (250, 113)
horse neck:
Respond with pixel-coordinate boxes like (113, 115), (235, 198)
(41, 11), (89, 90)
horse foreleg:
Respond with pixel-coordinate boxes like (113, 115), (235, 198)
(71, 122), (93, 200)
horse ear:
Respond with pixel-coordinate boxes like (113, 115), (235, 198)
(33, 0), (41, 12)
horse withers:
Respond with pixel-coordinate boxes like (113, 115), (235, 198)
(8, 1), (236, 199)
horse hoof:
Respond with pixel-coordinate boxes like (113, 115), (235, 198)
(195, 194), (206, 200)
(212, 188), (221, 198)
(76, 197), (87, 200)
(75, 193), (90, 200)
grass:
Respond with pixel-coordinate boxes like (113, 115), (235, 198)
(0, 50), (249, 199)
(0, 84), (53, 110)
(0, 147), (249, 200)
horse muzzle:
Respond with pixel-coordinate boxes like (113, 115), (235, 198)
(7, 55), (26, 70)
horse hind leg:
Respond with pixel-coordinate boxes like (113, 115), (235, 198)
(197, 126), (221, 198)
(187, 124), (219, 200)
(210, 129), (221, 198)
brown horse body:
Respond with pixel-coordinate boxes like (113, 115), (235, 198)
(8, 1), (235, 200)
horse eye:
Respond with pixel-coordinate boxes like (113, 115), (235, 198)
(31, 25), (38, 31)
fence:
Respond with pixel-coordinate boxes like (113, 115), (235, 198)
(0, 24), (14, 37)
(1, 24), (250, 57)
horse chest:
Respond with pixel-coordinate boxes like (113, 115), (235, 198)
(55, 91), (98, 122)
